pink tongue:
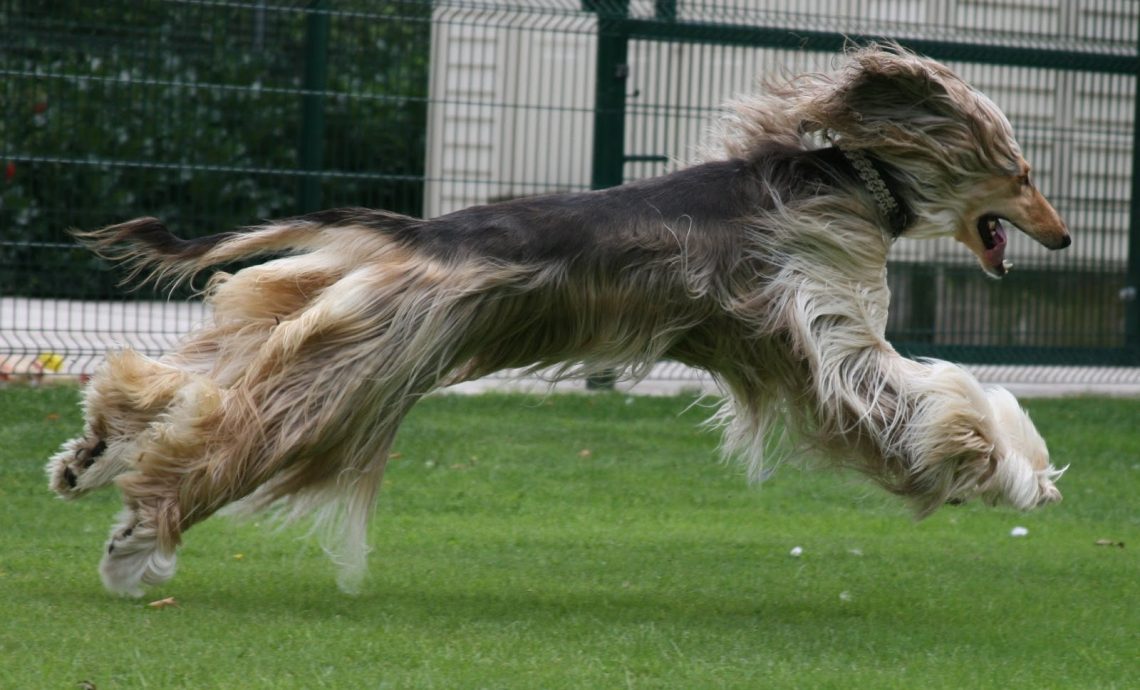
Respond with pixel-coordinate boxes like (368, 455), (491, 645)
(984, 222), (1007, 267)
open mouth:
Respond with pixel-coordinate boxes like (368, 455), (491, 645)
(977, 214), (1010, 276)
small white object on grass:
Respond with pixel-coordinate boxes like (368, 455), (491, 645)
(1010, 526), (1029, 537)
(789, 546), (803, 557)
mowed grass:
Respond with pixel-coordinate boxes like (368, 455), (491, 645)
(1, 386), (1137, 689)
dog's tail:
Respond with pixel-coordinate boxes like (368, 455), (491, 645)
(75, 211), (397, 290)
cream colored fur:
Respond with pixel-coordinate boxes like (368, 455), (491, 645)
(47, 45), (1067, 597)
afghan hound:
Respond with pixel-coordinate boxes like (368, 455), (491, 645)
(48, 45), (1071, 597)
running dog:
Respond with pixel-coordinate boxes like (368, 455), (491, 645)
(48, 45), (1070, 597)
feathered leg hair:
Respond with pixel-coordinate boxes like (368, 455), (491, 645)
(47, 45), (1068, 597)
(50, 217), (548, 595)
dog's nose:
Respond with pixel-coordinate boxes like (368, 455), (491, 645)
(1055, 234), (1072, 249)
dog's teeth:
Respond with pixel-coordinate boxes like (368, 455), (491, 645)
(1002, 260), (1013, 271)
(988, 219), (997, 231)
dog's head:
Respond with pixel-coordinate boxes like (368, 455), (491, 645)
(799, 44), (1071, 277)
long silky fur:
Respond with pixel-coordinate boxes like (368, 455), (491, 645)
(48, 44), (1066, 597)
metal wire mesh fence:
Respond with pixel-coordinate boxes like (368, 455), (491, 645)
(2, 0), (1138, 383)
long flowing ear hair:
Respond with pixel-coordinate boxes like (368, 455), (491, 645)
(711, 43), (1025, 231)
(807, 45), (1020, 166)
(716, 44), (1021, 165)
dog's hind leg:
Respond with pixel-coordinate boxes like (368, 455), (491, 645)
(98, 261), (516, 596)
(98, 391), (406, 597)
(96, 374), (224, 596)
(47, 349), (193, 499)
(99, 505), (178, 598)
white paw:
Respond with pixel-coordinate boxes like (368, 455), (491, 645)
(47, 434), (131, 499)
(983, 386), (1063, 509)
(99, 511), (177, 598)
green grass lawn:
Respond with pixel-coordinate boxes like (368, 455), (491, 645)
(1, 386), (1137, 689)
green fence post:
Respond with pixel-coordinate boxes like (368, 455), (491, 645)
(654, 0), (676, 22)
(590, 0), (631, 192)
(1127, 19), (1140, 363)
(586, 0), (630, 390)
(297, 0), (330, 214)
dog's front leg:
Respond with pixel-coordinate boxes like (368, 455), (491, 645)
(807, 337), (1062, 515)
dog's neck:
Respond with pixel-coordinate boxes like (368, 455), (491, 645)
(828, 145), (911, 239)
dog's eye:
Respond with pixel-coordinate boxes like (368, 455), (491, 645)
(1018, 174), (1032, 188)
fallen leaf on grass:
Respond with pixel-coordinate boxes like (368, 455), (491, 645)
(146, 597), (178, 609)
(1094, 539), (1125, 548)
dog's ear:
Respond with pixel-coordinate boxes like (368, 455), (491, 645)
(844, 66), (948, 118)
(802, 46), (957, 142)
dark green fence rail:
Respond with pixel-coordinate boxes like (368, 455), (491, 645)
(2, 0), (1138, 374)
(1, 0), (429, 299)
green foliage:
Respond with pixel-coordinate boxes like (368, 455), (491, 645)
(0, 0), (430, 298)
(2, 387), (1138, 688)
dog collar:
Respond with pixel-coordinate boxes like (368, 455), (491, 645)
(838, 147), (910, 238)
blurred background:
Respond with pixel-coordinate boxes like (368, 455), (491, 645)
(2, 0), (1138, 388)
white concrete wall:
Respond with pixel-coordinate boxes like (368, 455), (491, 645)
(426, 8), (597, 217)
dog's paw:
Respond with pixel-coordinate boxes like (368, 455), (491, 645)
(99, 513), (177, 598)
(1033, 464), (1066, 506)
(986, 451), (1065, 509)
(982, 386), (1064, 510)
(46, 434), (113, 499)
